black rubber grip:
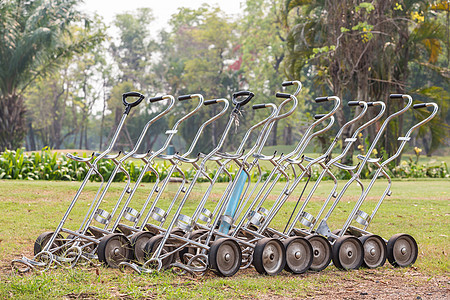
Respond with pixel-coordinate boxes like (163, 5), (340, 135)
(149, 96), (164, 103)
(367, 102), (374, 107)
(314, 114), (326, 120)
(178, 95), (192, 101)
(315, 96), (328, 103)
(204, 99), (218, 106)
(413, 103), (427, 109)
(348, 101), (360, 107)
(282, 81), (293, 87)
(276, 92), (291, 99)
(232, 91), (254, 108)
(122, 91), (145, 114)
(389, 94), (403, 99)
(252, 104), (266, 110)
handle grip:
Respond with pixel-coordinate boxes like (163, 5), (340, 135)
(314, 114), (326, 120)
(178, 95), (192, 101)
(389, 94), (403, 99)
(276, 92), (291, 99)
(232, 91), (254, 108)
(348, 101), (362, 107)
(204, 99), (218, 106)
(315, 96), (328, 103)
(253, 104), (267, 110)
(413, 103), (427, 109)
(122, 92), (145, 114)
(282, 81), (294, 87)
(149, 96), (164, 103)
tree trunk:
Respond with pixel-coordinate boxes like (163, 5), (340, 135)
(0, 94), (27, 150)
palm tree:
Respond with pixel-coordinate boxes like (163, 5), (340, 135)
(0, 0), (104, 150)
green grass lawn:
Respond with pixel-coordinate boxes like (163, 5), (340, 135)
(0, 178), (448, 299)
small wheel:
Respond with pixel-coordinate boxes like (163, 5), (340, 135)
(305, 235), (332, 271)
(283, 237), (313, 274)
(97, 233), (132, 268)
(387, 233), (418, 267)
(332, 235), (364, 270)
(253, 238), (286, 275)
(209, 238), (242, 277)
(143, 235), (175, 270)
(130, 231), (155, 263)
(178, 230), (208, 263)
(34, 231), (64, 255)
(359, 234), (386, 269)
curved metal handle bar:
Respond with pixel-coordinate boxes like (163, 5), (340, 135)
(280, 96), (341, 163)
(282, 80), (303, 97)
(356, 95), (413, 175)
(214, 149), (245, 160)
(327, 101), (386, 167)
(173, 94), (204, 128)
(290, 116), (335, 162)
(118, 95), (176, 163)
(304, 101), (368, 169)
(66, 152), (95, 163)
(234, 103), (278, 157)
(381, 102), (438, 167)
(252, 94), (299, 157)
(241, 103), (279, 161)
(183, 99), (229, 158)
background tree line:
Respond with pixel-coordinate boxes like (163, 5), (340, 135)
(0, 0), (448, 163)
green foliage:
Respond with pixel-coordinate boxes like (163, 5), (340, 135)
(0, 148), (447, 183)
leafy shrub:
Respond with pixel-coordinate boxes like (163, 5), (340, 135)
(0, 148), (447, 183)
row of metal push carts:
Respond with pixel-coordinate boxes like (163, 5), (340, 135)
(12, 80), (438, 277)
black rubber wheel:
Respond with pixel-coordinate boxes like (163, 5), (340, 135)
(97, 233), (132, 268)
(178, 230), (208, 263)
(305, 235), (332, 271)
(143, 235), (175, 269)
(387, 233), (418, 267)
(34, 231), (64, 255)
(253, 238), (286, 275)
(208, 238), (242, 277)
(283, 237), (313, 274)
(359, 234), (387, 269)
(332, 235), (364, 270)
(130, 231), (155, 263)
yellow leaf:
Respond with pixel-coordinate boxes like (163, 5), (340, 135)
(423, 38), (442, 63)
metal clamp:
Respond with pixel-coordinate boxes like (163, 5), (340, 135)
(258, 207), (269, 217)
(248, 211), (264, 226)
(354, 210), (370, 226)
(150, 207), (166, 222)
(220, 215), (234, 226)
(299, 211), (316, 228)
(177, 214), (193, 231)
(198, 208), (213, 223)
(93, 209), (111, 225)
(123, 207), (139, 222)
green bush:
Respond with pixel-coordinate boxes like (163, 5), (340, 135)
(0, 148), (447, 183)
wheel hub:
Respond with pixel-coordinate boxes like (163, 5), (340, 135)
(294, 251), (301, 259)
(224, 253), (231, 262)
(401, 247), (407, 255)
